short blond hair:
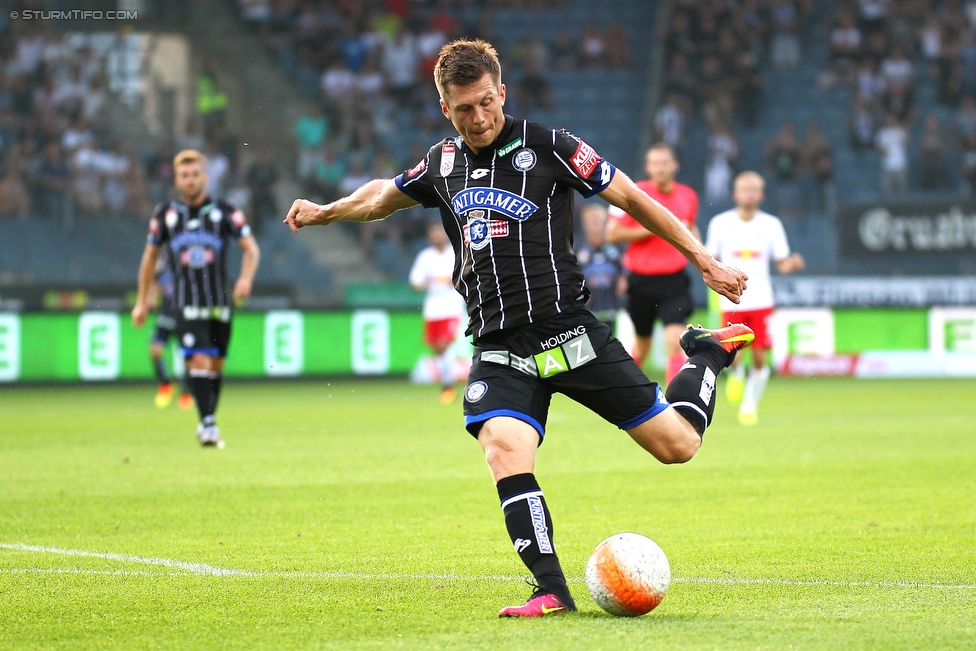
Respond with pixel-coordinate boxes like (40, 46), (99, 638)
(733, 171), (765, 190)
(434, 39), (502, 99)
(173, 149), (206, 169)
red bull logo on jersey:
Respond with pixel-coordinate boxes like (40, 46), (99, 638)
(451, 187), (539, 222)
(463, 214), (509, 250)
(734, 248), (763, 260)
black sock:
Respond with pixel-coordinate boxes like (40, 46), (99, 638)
(665, 349), (725, 435)
(209, 374), (222, 415)
(152, 356), (170, 384)
(496, 473), (575, 608)
(188, 370), (216, 425)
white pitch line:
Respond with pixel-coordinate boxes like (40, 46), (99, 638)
(3, 543), (975, 590)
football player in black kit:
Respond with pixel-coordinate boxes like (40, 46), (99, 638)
(148, 247), (193, 411)
(285, 40), (753, 617)
(132, 149), (260, 447)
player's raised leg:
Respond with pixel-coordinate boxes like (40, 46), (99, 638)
(627, 323), (754, 455)
(476, 417), (576, 618)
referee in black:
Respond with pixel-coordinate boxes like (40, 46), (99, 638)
(285, 40), (752, 617)
(133, 149), (260, 447)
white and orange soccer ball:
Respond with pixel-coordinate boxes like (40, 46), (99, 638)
(585, 533), (671, 616)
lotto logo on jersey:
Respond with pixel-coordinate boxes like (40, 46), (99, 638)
(463, 217), (509, 250)
(571, 141), (601, 178)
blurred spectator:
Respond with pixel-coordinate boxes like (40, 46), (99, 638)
(664, 53), (697, 115)
(770, 0), (802, 71)
(294, 103), (329, 181)
(196, 60), (228, 140)
(314, 141), (346, 201)
(918, 114), (950, 191)
(857, 0), (890, 35)
(875, 113), (908, 196)
(225, 174), (253, 215)
(829, 9), (862, 81)
(954, 96), (976, 146)
(704, 123), (738, 206)
(654, 94), (685, 150)
(855, 58), (886, 107)
(605, 23), (632, 68)
(36, 141), (72, 222)
(959, 133), (976, 197)
(321, 59), (356, 105)
(0, 168), (29, 220)
(247, 151), (278, 226)
(550, 31), (578, 71)
(850, 99), (878, 149)
(699, 54), (734, 127)
(765, 122), (803, 219)
(204, 142), (230, 198)
(382, 23), (420, 106)
(880, 46), (914, 93)
(339, 156), (371, 198)
(580, 22), (607, 68)
(802, 121), (834, 212)
(733, 50), (763, 128)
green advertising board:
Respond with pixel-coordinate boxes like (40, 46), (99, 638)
(1, 307), (972, 382)
(1, 310), (429, 382)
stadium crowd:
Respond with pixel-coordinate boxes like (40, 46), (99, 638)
(236, 0), (634, 257)
(658, 0), (976, 208)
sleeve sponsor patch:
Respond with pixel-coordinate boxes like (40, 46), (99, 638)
(231, 209), (247, 227)
(149, 217), (159, 235)
(571, 141), (601, 178)
(407, 159), (426, 177)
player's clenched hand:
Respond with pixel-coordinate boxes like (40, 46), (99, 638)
(233, 277), (253, 301)
(131, 303), (148, 328)
(702, 261), (748, 304)
(284, 199), (324, 233)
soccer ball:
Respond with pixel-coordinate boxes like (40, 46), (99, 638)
(585, 533), (671, 616)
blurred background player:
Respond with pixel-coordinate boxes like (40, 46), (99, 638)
(147, 247), (192, 411)
(607, 143), (699, 385)
(705, 171), (804, 425)
(132, 149), (260, 447)
(576, 203), (623, 332)
(409, 221), (465, 404)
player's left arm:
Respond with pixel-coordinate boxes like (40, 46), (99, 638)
(234, 235), (261, 300)
(599, 170), (747, 303)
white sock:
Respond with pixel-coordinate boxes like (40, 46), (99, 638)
(731, 363), (746, 380)
(741, 366), (771, 413)
(435, 352), (455, 387)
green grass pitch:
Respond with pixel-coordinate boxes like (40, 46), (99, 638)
(1, 376), (974, 650)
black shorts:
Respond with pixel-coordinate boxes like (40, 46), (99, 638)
(463, 307), (668, 443)
(151, 301), (178, 344)
(626, 270), (693, 336)
(177, 314), (232, 359)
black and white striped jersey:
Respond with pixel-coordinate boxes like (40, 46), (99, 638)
(395, 115), (616, 339)
(146, 197), (251, 316)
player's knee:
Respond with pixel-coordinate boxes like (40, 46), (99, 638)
(659, 432), (700, 464)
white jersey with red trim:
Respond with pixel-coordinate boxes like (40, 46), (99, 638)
(705, 209), (791, 312)
(409, 245), (466, 321)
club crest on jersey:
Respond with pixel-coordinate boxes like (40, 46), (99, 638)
(463, 212), (509, 250)
(165, 209), (178, 229)
(440, 142), (456, 177)
(451, 187), (538, 222)
(209, 208), (223, 223)
(512, 148), (536, 172)
(570, 140), (601, 178)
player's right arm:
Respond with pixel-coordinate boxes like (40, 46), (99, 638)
(599, 170), (747, 304)
(284, 179), (418, 232)
(132, 243), (160, 327)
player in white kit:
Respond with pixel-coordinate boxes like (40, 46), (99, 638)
(409, 221), (466, 404)
(705, 172), (805, 425)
